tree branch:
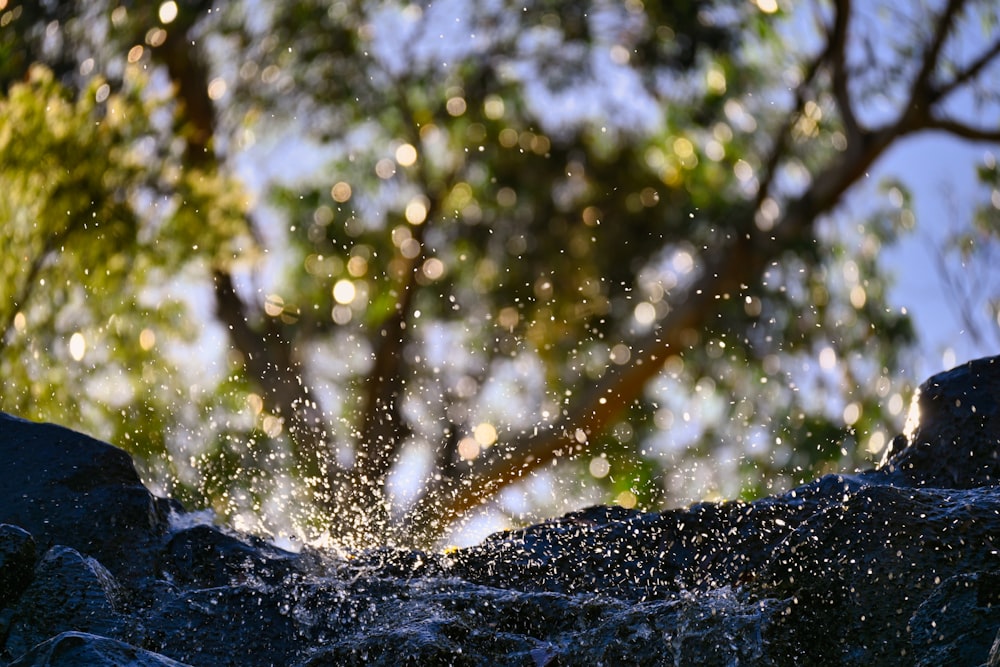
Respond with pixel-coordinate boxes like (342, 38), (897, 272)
(399, 236), (759, 544)
(829, 0), (862, 142)
(155, 1), (217, 165)
(925, 117), (1000, 142)
(905, 0), (965, 117)
(931, 35), (1000, 103)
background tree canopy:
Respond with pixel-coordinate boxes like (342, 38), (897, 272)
(1, 0), (998, 549)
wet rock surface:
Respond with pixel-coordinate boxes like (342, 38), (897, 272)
(1, 356), (999, 666)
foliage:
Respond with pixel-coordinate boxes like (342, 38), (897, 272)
(2, 0), (999, 548)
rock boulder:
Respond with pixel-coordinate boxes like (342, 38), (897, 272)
(1, 356), (999, 666)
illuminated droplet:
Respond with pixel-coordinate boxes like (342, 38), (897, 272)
(609, 45), (630, 65)
(264, 294), (285, 317)
(843, 402), (861, 426)
(483, 95), (505, 120)
(849, 285), (867, 309)
(207, 77), (227, 100)
(421, 258), (445, 280)
(634, 302), (656, 325)
(262, 415), (284, 437)
(818, 346), (837, 371)
(332, 280), (356, 305)
(405, 198), (428, 225)
(615, 490), (637, 508)
(672, 137), (694, 159)
(146, 28), (167, 48)
(457, 437), (480, 461)
(139, 328), (156, 351)
(158, 1), (178, 24)
(496, 187), (517, 207)
(706, 66), (726, 93)
(395, 143), (418, 167)
(400, 238), (421, 259)
(247, 393), (264, 415)
(347, 256), (367, 277)
(734, 159), (754, 182)
(498, 307), (519, 330)
(589, 456), (610, 478)
(331, 181), (352, 203)
(473, 422), (497, 447)
(69, 332), (86, 361)
(331, 305), (352, 324)
(375, 158), (396, 179)
(866, 431), (886, 455)
(446, 96), (467, 117)
(610, 343), (631, 365)
(673, 250), (694, 273)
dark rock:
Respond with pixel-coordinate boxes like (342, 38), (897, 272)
(129, 583), (306, 666)
(908, 573), (1000, 667)
(0, 524), (36, 607)
(884, 355), (1000, 487)
(158, 523), (310, 588)
(756, 484), (1000, 664)
(4, 546), (126, 659)
(8, 631), (191, 667)
(0, 355), (998, 666)
(0, 413), (180, 582)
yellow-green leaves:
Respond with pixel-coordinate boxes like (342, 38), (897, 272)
(0, 64), (251, 453)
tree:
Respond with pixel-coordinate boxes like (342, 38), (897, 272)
(2, 0), (999, 549)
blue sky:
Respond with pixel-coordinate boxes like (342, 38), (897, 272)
(875, 134), (998, 380)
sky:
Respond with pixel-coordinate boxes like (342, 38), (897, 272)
(875, 134), (998, 381)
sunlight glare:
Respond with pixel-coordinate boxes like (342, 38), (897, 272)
(902, 388), (921, 441)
